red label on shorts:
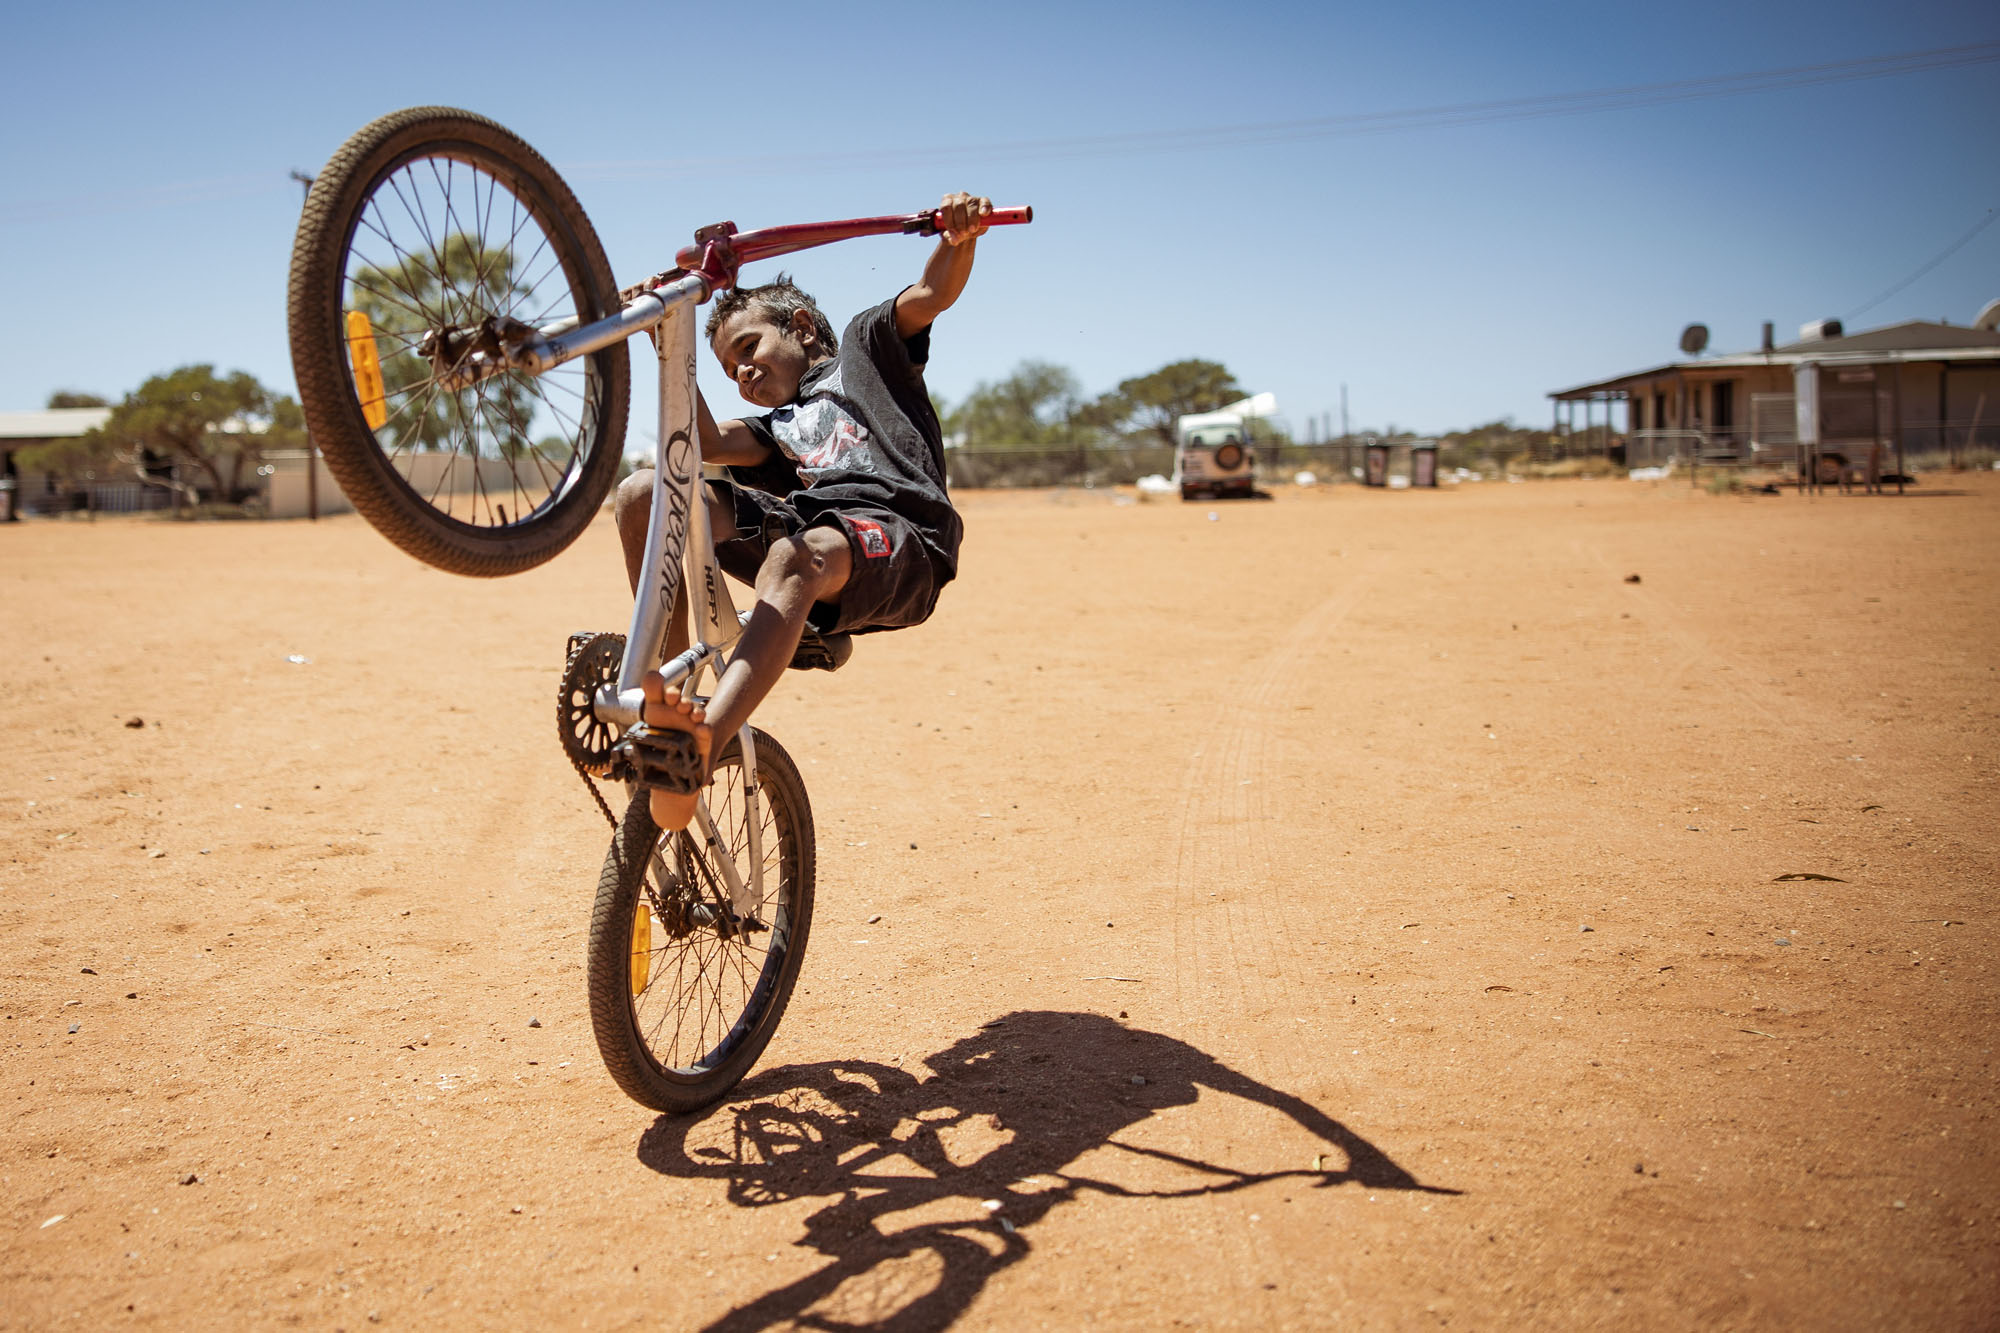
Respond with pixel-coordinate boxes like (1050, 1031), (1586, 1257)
(849, 517), (892, 558)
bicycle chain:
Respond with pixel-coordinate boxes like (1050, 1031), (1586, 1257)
(573, 753), (618, 829)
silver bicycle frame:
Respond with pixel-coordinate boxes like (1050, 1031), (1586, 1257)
(578, 275), (763, 919)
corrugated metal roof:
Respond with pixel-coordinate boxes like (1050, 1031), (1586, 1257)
(1550, 319), (2000, 399)
(0, 407), (112, 439)
(1773, 320), (2000, 354)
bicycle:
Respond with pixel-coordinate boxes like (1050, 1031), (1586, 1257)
(285, 106), (1029, 1112)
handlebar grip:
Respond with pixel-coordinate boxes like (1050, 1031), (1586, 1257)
(922, 204), (1033, 234)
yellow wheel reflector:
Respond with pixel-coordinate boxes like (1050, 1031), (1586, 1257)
(344, 310), (389, 430)
(630, 901), (651, 996)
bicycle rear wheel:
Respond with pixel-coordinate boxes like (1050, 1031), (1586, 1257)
(587, 729), (816, 1113)
(287, 106), (628, 576)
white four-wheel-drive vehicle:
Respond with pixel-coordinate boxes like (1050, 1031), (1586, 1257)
(1174, 393), (1274, 500)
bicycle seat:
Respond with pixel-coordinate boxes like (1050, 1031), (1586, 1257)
(790, 629), (852, 672)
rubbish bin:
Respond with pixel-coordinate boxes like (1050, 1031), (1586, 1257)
(1412, 444), (1438, 488)
(1364, 442), (1389, 487)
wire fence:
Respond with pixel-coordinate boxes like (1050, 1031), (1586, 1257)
(943, 441), (1370, 489)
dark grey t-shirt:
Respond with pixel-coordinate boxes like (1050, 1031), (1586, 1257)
(731, 297), (961, 576)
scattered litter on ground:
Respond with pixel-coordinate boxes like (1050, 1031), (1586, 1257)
(285, 654), (311, 665)
(1774, 873), (1845, 882)
(124, 717), (144, 729)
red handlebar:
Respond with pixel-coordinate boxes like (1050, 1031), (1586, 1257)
(673, 205), (1033, 286)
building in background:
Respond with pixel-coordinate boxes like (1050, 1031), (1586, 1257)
(1548, 311), (2000, 479)
(0, 407), (114, 518)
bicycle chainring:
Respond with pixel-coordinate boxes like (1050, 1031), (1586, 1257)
(560, 631), (627, 776)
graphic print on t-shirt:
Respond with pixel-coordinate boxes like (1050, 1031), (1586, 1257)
(769, 365), (876, 482)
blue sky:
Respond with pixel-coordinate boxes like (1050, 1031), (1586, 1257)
(4, 0), (1997, 439)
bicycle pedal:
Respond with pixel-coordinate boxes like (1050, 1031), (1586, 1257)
(617, 725), (704, 795)
(789, 629), (852, 672)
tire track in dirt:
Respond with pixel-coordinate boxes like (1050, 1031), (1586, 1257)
(1144, 559), (1381, 1308)
(1166, 559), (1382, 1059)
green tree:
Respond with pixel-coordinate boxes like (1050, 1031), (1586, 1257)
(1095, 359), (1243, 447)
(46, 390), (109, 409)
(350, 233), (533, 455)
(20, 365), (302, 504)
(947, 360), (1083, 448)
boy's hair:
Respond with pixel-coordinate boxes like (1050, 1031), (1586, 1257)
(705, 273), (839, 355)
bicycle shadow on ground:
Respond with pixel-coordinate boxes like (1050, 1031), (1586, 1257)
(635, 1009), (1456, 1332)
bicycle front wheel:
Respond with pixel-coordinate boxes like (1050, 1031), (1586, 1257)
(287, 107), (628, 576)
(587, 729), (816, 1113)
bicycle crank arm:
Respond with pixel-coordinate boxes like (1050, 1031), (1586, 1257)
(591, 645), (706, 732)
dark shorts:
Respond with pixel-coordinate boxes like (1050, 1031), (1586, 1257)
(708, 481), (947, 635)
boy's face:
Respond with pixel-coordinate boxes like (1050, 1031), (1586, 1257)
(710, 307), (823, 410)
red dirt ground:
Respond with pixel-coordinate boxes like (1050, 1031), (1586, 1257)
(4, 474), (1997, 1329)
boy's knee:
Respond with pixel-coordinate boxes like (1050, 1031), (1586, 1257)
(614, 469), (653, 536)
(762, 525), (849, 593)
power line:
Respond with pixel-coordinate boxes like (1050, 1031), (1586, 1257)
(564, 41), (2000, 181)
(1844, 205), (2000, 323)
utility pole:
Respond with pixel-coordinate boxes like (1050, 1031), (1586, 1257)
(289, 169), (319, 519)
(1340, 384), (1349, 439)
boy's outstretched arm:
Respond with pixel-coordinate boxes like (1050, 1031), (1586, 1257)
(895, 192), (992, 337)
(695, 388), (771, 467)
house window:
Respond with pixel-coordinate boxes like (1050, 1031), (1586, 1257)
(1713, 380), (1735, 433)
(1653, 392), (1666, 431)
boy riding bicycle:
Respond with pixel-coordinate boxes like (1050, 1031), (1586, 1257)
(613, 191), (994, 832)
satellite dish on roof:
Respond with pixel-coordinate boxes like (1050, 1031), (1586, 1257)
(1977, 298), (2000, 332)
(1679, 323), (1710, 356)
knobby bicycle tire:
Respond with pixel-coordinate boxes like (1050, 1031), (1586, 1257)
(287, 107), (628, 576)
(586, 729), (816, 1112)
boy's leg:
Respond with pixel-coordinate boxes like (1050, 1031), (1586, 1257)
(616, 469), (850, 832)
(644, 526), (852, 833)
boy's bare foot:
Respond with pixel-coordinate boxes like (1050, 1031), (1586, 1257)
(640, 672), (711, 832)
